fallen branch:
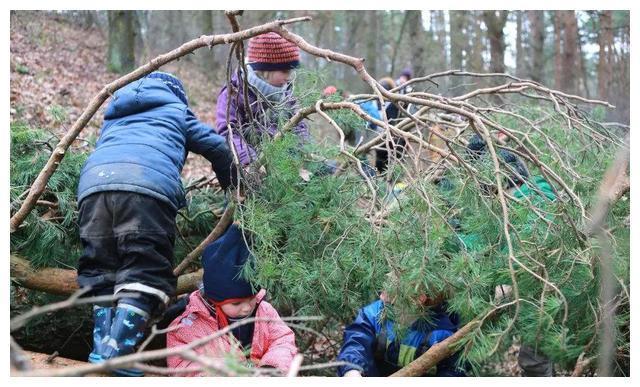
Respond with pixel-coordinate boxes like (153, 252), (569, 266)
(390, 320), (479, 377)
(10, 254), (203, 296)
(173, 204), (235, 276)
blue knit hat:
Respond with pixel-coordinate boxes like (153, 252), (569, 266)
(201, 224), (256, 302)
(146, 71), (189, 106)
(466, 133), (529, 188)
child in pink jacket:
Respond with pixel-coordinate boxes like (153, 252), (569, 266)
(166, 224), (297, 376)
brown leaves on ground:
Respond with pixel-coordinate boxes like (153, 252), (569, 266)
(10, 12), (222, 181)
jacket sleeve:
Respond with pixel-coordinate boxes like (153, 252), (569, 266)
(257, 304), (298, 373)
(166, 316), (205, 377)
(337, 304), (379, 376)
(184, 107), (236, 189)
(215, 86), (257, 165)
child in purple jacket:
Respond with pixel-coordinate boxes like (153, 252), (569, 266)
(215, 32), (309, 166)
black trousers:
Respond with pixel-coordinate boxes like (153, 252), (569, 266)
(77, 191), (177, 311)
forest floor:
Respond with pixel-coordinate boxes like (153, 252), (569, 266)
(10, 12), (527, 376)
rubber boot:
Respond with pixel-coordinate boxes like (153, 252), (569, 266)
(102, 304), (148, 377)
(88, 305), (114, 364)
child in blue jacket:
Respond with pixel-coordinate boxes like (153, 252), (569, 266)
(76, 71), (235, 376)
(337, 293), (465, 377)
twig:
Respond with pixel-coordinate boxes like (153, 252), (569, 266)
(173, 203), (235, 276)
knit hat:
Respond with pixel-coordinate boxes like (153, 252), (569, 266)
(400, 68), (413, 79)
(247, 32), (300, 71)
(466, 133), (529, 188)
(146, 71), (189, 106)
(201, 224), (257, 303)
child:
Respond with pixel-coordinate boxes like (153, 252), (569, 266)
(337, 292), (465, 377)
(215, 32), (309, 166)
(166, 224), (297, 376)
(76, 71), (236, 376)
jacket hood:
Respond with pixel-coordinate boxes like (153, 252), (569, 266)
(104, 77), (185, 120)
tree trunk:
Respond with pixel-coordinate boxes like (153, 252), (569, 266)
(107, 10), (136, 74)
(10, 255), (203, 296)
(598, 11), (613, 101)
(449, 11), (466, 88)
(365, 11), (379, 78)
(483, 11), (508, 73)
(528, 10), (545, 82)
(199, 11), (217, 76)
(515, 11), (525, 78)
(553, 11), (564, 90)
(407, 10), (426, 78)
(469, 11), (485, 73)
(390, 11), (410, 77)
(435, 11), (448, 69)
(562, 11), (579, 94)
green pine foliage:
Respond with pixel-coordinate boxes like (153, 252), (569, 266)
(237, 102), (629, 374)
(10, 124), (87, 268)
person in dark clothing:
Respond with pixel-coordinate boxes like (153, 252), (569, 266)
(76, 71), (236, 376)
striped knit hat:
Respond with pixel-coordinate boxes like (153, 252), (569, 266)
(247, 32), (300, 71)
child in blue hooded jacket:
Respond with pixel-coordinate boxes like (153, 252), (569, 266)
(337, 292), (465, 377)
(76, 71), (235, 376)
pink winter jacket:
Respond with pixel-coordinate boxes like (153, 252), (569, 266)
(166, 289), (297, 376)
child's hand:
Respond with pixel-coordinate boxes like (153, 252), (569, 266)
(344, 370), (363, 377)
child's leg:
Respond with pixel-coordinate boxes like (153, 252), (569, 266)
(77, 192), (120, 298)
(99, 193), (177, 375)
(77, 193), (120, 363)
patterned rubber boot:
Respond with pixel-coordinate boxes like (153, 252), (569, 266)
(88, 305), (114, 364)
(101, 304), (148, 377)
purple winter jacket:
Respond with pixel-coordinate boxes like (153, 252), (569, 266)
(214, 70), (309, 165)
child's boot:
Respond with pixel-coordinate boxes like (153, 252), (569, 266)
(88, 305), (114, 364)
(102, 304), (149, 377)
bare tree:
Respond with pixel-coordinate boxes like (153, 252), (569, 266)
(365, 11), (379, 78)
(562, 11), (579, 94)
(515, 11), (525, 78)
(527, 10), (545, 82)
(107, 11), (136, 74)
(469, 11), (485, 73)
(449, 11), (466, 88)
(598, 11), (613, 101)
(483, 10), (509, 73)
(407, 11), (426, 79)
(553, 11), (564, 90)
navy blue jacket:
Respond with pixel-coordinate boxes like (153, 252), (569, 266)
(77, 77), (234, 210)
(337, 299), (464, 377)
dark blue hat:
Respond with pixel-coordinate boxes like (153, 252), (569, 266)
(201, 224), (256, 302)
(146, 71), (189, 106)
(466, 134), (529, 188)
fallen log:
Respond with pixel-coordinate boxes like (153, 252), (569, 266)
(10, 255), (202, 296)
(11, 351), (164, 377)
(12, 351), (109, 376)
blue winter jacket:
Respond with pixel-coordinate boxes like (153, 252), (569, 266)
(77, 77), (234, 211)
(337, 299), (464, 377)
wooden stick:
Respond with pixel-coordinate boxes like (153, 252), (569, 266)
(172, 204), (235, 276)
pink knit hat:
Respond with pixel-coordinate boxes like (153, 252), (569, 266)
(247, 32), (300, 71)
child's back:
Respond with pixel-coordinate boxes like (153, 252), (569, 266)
(79, 73), (234, 210)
